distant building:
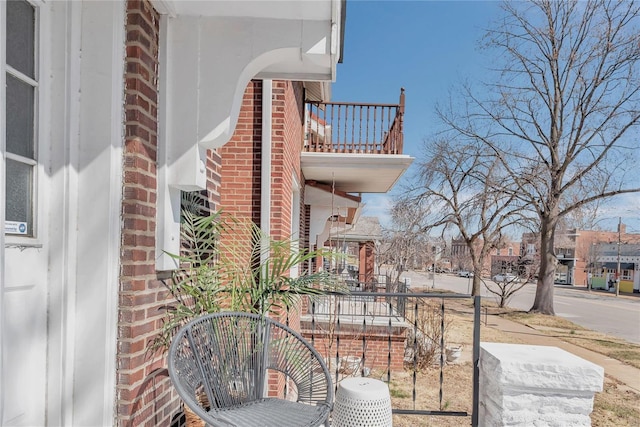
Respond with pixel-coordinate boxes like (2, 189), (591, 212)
(520, 224), (640, 288)
(326, 216), (382, 285)
(490, 240), (522, 278)
(589, 243), (640, 293)
(450, 237), (522, 277)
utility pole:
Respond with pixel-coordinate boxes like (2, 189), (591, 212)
(431, 245), (436, 289)
(616, 217), (621, 297)
(432, 263), (435, 289)
(588, 243), (593, 292)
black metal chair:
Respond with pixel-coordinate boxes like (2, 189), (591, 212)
(168, 312), (333, 427)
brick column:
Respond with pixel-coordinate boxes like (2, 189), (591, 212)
(117, 1), (179, 425)
(359, 241), (375, 285)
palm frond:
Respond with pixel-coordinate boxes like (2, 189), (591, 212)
(151, 209), (346, 354)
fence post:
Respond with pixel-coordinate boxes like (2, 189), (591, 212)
(472, 295), (481, 427)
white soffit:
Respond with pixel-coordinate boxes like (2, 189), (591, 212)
(156, 0), (332, 20)
(304, 184), (361, 208)
(301, 153), (415, 193)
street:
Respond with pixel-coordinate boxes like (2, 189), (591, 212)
(401, 270), (640, 345)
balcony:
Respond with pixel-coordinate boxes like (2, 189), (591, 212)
(302, 88), (414, 194)
(556, 248), (576, 260)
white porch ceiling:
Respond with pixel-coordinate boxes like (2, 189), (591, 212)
(301, 153), (415, 193)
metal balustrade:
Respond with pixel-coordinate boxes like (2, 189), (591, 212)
(291, 289), (481, 426)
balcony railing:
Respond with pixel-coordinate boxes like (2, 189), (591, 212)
(555, 248), (576, 259)
(305, 88), (405, 155)
(292, 287), (481, 426)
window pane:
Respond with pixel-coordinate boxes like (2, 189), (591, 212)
(6, 159), (33, 235)
(181, 190), (211, 216)
(6, 73), (35, 159)
(6, 0), (35, 78)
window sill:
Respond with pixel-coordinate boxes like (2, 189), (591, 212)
(4, 236), (44, 249)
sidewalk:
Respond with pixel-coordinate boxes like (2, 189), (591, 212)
(485, 314), (640, 393)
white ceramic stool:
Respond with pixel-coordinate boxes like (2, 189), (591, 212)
(332, 377), (393, 427)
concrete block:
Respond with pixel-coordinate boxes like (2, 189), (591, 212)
(479, 343), (604, 427)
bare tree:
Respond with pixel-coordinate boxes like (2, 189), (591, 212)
(438, 0), (640, 314)
(408, 138), (533, 295)
(485, 277), (528, 309)
(380, 197), (433, 286)
(484, 254), (540, 308)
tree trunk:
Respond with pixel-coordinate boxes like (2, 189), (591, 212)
(471, 256), (485, 296)
(530, 216), (557, 315)
(471, 274), (481, 296)
(470, 245), (489, 296)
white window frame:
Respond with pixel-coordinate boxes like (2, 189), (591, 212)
(3, 0), (43, 244)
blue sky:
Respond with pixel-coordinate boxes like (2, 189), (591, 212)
(333, 0), (498, 157)
(331, 0), (640, 233)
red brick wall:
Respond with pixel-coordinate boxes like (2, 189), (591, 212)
(118, 2), (224, 423)
(220, 80), (305, 239)
(118, 2), (181, 426)
(220, 80), (307, 400)
(301, 321), (407, 372)
(220, 80), (263, 225)
(117, 8), (310, 425)
(571, 229), (640, 287)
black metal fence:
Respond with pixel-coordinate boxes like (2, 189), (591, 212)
(298, 290), (481, 426)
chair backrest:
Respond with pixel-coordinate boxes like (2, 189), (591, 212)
(168, 312), (333, 421)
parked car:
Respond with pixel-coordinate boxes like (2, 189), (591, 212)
(492, 273), (519, 283)
(458, 270), (473, 278)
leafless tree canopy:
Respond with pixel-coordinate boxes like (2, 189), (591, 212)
(402, 138), (534, 296)
(435, 0), (640, 314)
(379, 197), (433, 284)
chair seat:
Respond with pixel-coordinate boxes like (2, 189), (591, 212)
(208, 398), (330, 427)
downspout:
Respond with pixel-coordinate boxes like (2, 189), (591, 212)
(260, 79), (272, 265)
(259, 79), (272, 395)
